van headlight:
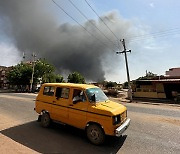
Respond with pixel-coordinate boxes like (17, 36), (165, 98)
(113, 115), (120, 125)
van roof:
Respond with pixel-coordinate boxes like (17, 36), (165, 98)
(42, 83), (98, 89)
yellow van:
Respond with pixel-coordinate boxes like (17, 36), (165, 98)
(34, 83), (130, 145)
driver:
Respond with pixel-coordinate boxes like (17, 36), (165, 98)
(73, 90), (82, 102)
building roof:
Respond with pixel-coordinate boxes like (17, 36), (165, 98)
(136, 79), (180, 83)
(169, 67), (180, 70)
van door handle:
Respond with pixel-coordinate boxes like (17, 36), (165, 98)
(69, 104), (73, 106)
(53, 101), (56, 103)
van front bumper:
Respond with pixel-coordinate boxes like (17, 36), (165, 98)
(115, 118), (131, 137)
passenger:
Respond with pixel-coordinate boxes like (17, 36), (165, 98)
(73, 90), (82, 102)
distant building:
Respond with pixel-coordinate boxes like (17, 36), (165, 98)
(133, 67), (180, 100)
(133, 79), (180, 99)
(0, 66), (12, 89)
(166, 67), (180, 77)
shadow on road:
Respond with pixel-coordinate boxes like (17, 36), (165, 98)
(1, 121), (127, 154)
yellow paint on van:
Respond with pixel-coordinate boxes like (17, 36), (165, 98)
(35, 83), (130, 137)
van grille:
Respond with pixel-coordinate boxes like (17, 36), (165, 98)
(121, 110), (127, 123)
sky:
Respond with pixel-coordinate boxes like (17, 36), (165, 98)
(0, 0), (180, 83)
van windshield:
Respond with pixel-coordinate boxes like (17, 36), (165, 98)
(85, 88), (108, 102)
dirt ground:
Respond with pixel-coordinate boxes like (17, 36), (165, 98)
(0, 114), (38, 154)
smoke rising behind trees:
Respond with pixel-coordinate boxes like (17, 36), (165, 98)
(0, 0), (139, 82)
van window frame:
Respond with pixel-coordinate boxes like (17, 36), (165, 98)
(43, 86), (55, 96)
(55, 87), (70, 99)
(72, 88), (87, 102)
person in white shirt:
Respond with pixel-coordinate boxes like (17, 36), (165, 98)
(73, 90), (82, 102)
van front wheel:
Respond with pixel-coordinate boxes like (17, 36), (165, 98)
(86, 124), (105, 145)
(41, 112), (51, 128)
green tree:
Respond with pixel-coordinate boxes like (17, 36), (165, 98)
(55, 74), (64, 83)
(123, 81), (128, 89)
(34, 59), (55, 83)
(67, 72), (85, 84)
(137, 71), (157, 80)
(42, 73), (64, 83)
(105, 81), (117, 88)
(7, 63), (32, 86)
(7, 59), (64, 91)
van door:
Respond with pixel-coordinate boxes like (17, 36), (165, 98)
(68, 88), (88, 129)
(37, 86), (55, 114)
(51, 87), (70, 123)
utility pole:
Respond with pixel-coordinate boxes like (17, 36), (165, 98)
(116, 39), (132, 101)
(30, 53), (36, 92)
(22, 52), (25, 62)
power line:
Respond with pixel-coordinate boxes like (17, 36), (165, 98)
(51, 0), (117, 52)
(84, 0), (180, 44)
(129, 30), (180, 43)
(68, 0), (119, 50)
(84, 0), (119, 41)
(128, 27), (180, 40)
(126, 28), (180, 42)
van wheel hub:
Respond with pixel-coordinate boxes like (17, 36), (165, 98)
(86, 124), (105, 145)
(90, 129), (99, 140)
(41, 112), (51, 128)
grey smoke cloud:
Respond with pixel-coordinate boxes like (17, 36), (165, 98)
(0, 0), (135, 81)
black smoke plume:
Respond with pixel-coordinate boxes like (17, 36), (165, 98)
(0, 0), (135, 81)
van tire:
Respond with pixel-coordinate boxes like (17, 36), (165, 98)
(86, 124), (105, 145)
(40, 112), (51, 128)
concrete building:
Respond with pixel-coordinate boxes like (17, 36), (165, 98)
(166, 67), (180, 77)
(133, 68), (180, 100)
(0, 66), (12, 89)
(133, 79), (180, 99)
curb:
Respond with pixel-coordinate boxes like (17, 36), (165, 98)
(129, 100), (180, 108)
(110, 97), (180, 107)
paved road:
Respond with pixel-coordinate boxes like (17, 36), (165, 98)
(0, 93), (180, 154)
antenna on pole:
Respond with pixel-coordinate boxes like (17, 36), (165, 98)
(116, 39), (132, 101)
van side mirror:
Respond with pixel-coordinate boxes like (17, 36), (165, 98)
(91, 94), (96, 102)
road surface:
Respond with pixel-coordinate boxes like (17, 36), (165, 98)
(0, 93), (180, 154)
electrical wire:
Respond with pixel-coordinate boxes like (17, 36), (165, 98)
(84, 0), (180, 42)
(85, 0), (180, 44)
(128, 29), (180, 43)
(127, 28), (180, 41)
(51, 0), (118, 52)
(68, 0), (119, 50)
(52, 0), (180, 49)
(84, 0), (120, 41)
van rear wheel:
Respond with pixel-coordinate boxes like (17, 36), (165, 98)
(86, 124), (105, 145)
(41, 112), (51, 128)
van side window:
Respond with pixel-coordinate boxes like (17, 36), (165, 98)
(73, 89), (86, 102)
(55, 87), (69, 99)
(43, 86), (54, 96)
(61, 88), (70, 99)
